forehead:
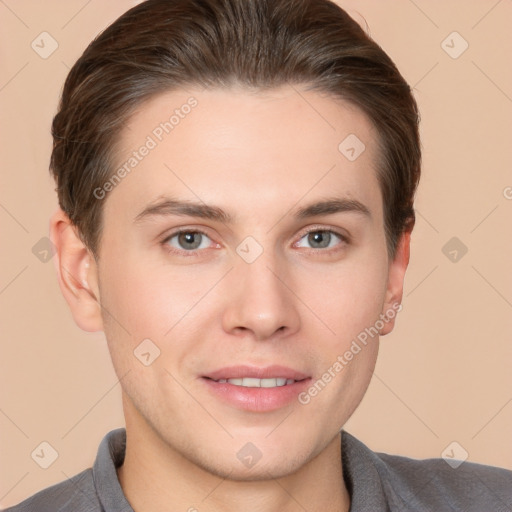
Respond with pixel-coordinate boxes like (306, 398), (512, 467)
(103, 86), (382, 226)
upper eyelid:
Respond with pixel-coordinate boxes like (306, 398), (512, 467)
(162, 227), (212, 240)
(296, 225), (348, 238)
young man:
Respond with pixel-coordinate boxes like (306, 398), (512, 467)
(4, 0), (511, 511)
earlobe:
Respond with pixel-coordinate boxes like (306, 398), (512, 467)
(380, 230), (411, 336)
(49, 208), (104, 333)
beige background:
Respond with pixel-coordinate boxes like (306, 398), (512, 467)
(1, 0), (511, 507)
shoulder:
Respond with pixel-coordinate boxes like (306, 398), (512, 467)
(1, 469), (100, 512)
(342, 431), (512, 511)
(378, 450), (512, 510)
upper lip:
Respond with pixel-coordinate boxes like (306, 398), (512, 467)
(204, 365), (309, 381)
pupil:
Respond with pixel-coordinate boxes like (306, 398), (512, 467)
(309, 231), (330, 248)
(179, 232), (201, 249)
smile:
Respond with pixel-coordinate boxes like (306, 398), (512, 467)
(213, 377), (297, 388)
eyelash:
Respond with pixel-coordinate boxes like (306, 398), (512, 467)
(160, 226), (349, 257)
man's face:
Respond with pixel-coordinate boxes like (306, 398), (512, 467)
(92, 86), (401, 479)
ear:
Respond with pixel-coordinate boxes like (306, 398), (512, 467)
(379, 230), (411, 336)
(49, 208), (104, 332)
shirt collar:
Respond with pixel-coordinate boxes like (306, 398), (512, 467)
(93, 428), (134, 512)
(341, 430), (391, 511)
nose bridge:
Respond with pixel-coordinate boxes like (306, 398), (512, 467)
(239, 252), (281, 301)
(221, 247), (300, 340)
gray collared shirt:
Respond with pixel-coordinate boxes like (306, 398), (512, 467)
(3, 428), (511, 511)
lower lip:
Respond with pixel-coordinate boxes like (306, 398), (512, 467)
(201, 377), (311, 412)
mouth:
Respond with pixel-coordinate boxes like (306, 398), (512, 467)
(209, 377), (298, 388)
(201, 365), (311, 412)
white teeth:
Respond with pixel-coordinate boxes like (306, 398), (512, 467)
(221, 377), (296, 388)
(242, 377), (261, 387)
(261, 378), (279, 388)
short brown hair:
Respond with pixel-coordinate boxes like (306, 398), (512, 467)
(51, 0), (421, 259)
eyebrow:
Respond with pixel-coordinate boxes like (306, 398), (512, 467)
(295, 197), (371, 219)
(133, 196), (371, 225)
(134, 197), (233, 224)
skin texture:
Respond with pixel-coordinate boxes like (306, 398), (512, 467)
(50, 85), (410, 512)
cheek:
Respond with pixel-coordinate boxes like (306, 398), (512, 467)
(298, 256), (388, 346)
(99, 270), (166, 339)
(98, 253), (223, 354)
(297, 260), (385, 424)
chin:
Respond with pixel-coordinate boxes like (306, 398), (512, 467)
(195, 450), (311, 482)
(184, 430), (326, 483)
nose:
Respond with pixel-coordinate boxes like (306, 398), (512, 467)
(221, 253), (301, 341)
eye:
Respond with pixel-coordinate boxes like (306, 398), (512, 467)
(295, 229), (345, 250)
(164, 230), (213, 252)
